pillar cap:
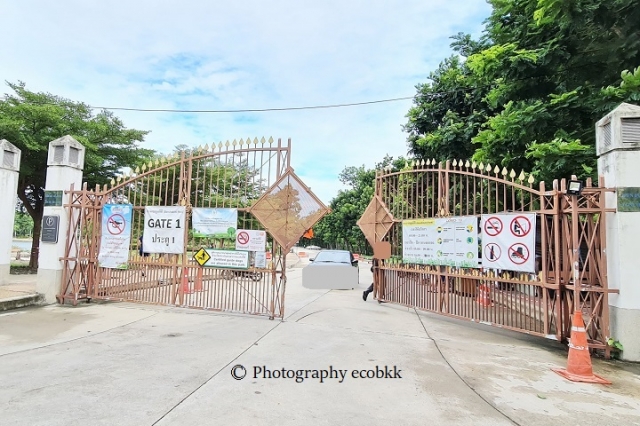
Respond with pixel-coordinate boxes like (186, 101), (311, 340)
(0, 139), (21, 172)
(596, 103), (640, 156)
(47, 135), (85, 170)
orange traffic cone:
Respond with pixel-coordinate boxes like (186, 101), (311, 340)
(552, 311), (611, 384)
(181, 267), (193, 295)
(194, 267), (204, 292)
(477, 284), (492, 307)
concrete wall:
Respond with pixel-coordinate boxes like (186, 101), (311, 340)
(596, 103), (640, 361)
(0, 140), (21, 285)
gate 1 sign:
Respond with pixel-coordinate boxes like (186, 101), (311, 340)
(98, 204), (133, 269)
(402, 216), (479, 268)
(143, 206), (186, 254)
(481, 213), (536, 273)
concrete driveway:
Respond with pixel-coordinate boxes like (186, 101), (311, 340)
(1, 265), (639, 426)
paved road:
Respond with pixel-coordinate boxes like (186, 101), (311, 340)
(1, 266), (639, 426)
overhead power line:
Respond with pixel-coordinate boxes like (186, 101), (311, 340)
(13, 61), (605, 114)
(85, 96), (417, 113)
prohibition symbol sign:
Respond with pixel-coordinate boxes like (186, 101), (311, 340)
(484, 216), (503, 236)
(510, 215), (531, 237)
(107, 214), (125, 235)
(508, 243), (529, 265)
(237, 231), (250, 245)
(484, 243), (501, 262)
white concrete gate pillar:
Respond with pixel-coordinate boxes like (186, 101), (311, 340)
(596, 102), (640, 361)
(0, 140), (22, 284)
(36, 136), (85, 303)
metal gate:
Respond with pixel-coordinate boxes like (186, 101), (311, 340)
(57, 138), (328, 319)
(358, 159), (617, 356)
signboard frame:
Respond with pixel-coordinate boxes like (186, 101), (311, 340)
(197, 249), (250, 269)
(44, 190), (63, 207)
(41, 215), (60, 244)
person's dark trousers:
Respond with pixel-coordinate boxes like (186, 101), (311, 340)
(362, 284), (374, 301)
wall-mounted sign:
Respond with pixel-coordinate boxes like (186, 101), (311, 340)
(41, 215), (60, 243)
(618, 187), (640, 212)
(44, 190), (63, 207)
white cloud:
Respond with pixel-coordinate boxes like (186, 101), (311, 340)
(0, 0), (490, 204)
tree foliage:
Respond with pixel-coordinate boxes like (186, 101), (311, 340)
(405, 0), (640, 184)
(309, 156), (405, 253)
(0, 82), (154, 268)
(324, 0), (640, 251)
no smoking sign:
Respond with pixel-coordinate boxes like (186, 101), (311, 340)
(237, 231), (250, 245)
(235, 229), (266, 252)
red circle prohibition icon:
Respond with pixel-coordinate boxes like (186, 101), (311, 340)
(484, 243), (501, 262)
(510, 215), (532, 237)
(237, 231), (250, 245)
(107, 214), (125, 235)
(508, 243), (530, 265)
(484, 216), (503, 236)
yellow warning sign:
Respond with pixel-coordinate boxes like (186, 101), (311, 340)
(193, 248), (211, 266)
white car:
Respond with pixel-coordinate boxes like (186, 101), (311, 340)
(302, 250), (359, 290)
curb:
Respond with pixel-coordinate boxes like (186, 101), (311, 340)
(0, 294), (44, 312)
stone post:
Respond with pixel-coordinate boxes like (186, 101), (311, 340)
(596, 102), (640, 361)
(36, 136), (85, 303)
(0, 140), (21, 284)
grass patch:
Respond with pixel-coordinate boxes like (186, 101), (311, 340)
(10, 265), (36, 275)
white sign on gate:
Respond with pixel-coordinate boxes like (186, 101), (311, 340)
(254, 251), (267, 268)
(235, 229), (267, 252)
(402, 216), (479, 268)
(204, 249), (250, 269)
(192, 208), (237, 239)
(481, 213), (536, 273)
(98, 203), (133, 269)
(143, 206), (186, 254)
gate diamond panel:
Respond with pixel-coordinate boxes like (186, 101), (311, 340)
(357, 195), (394, 245)
(250, 169), (329, 251)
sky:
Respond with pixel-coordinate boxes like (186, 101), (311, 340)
(0, 0), (491, 205)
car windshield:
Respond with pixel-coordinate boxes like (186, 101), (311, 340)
(313, 251), (351, 264)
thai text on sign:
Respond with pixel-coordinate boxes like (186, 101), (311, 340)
(402, 216), (479, 268)
(143, 206), (186, 254)
(98, 204), (133, 269)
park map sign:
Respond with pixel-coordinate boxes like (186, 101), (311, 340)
(402, 216), (479, 268)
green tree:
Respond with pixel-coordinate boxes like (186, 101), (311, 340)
(405, 0), (640, 184)
(0, 82), (154, 269)
(13, 212), (33, 238)
(312, 156), (405, 253)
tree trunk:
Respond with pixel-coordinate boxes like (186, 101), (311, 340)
(17, 184), (44, 271)
(30, 215), (42, 270)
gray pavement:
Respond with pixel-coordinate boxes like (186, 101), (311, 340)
(1, 265), (639, 426)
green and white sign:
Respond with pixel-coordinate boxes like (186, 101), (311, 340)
(201, 249), (249, 269)
(192, 208), (238, 239)
(402, 216), (479, 268)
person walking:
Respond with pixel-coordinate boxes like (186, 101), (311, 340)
(139, 234), (150, 277)
(362, 257), (379, 301)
